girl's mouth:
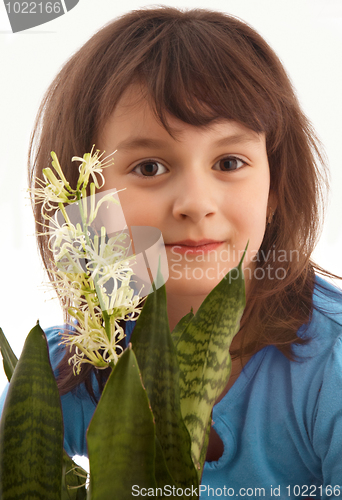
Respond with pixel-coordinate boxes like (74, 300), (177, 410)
(165, 240), (225, 254)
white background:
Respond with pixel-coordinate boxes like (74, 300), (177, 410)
(0, 0), (341, 425)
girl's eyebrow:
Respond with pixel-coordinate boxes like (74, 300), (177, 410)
(116, 137), (169, 152)
(213, 132), (262, 148)
(116, 131), (261, 152)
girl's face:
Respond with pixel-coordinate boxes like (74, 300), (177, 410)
(97, 87), (274, 299)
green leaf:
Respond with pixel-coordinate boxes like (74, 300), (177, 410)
(62, 451), (88, 500)
(171, 310), (194, 345)
(0, 322), (64, 500)
(154, 435), (178, 495)
(87, 347), (157, 500)
(0, 327), (18, 382)
(131, 284), (198, 495)
(176, 256), (246, 477)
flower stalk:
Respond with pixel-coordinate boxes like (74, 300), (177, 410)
(31, 147), (142, 374)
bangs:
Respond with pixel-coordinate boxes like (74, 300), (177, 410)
(99, 10), (287, 146)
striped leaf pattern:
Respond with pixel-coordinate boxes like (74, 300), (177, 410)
(87, 347), (157, 500)
(131, 284), (198, 496)
(171, 310), (194, 345)
(175, 259), (246, 477)
(0, 323), (63, 500)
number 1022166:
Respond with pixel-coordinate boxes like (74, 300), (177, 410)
(286, 485), (341, 497)
(5, 2), (62, 14)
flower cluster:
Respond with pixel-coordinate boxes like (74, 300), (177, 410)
(32, 147), (142, 373)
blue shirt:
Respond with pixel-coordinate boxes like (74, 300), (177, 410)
(201, 277), (342, 498)
(1, 276), (342, 498)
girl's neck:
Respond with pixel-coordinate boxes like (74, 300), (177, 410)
(166, 293), (206, 332)
(166, 275), (251, 333)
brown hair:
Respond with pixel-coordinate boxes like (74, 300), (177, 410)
(28, 6), (336, 396)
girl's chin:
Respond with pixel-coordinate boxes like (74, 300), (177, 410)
(165, 273), (229, 297)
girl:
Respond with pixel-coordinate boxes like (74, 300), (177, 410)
(3, 6), (342, 496)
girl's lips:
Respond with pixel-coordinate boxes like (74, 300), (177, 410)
(165, 240), (225, 254)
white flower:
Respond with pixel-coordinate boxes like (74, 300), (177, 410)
(72, 146), (116, 190)
(60, 309), (126, 373)
(33, 148), (143, 374)
(33, 169), (77, 214)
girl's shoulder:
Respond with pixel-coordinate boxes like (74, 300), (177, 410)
(312, 274), (342, 318)
(299, 274), (342, 351)
(224, 275), (342, 409)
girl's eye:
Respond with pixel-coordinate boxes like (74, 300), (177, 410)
(213, 156), (246, 172)
(132, 160), (168, 177)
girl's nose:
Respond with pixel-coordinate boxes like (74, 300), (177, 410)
(172, 172), (217, 223)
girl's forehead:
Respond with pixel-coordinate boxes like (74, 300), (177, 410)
(101, 84), (264, 146)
